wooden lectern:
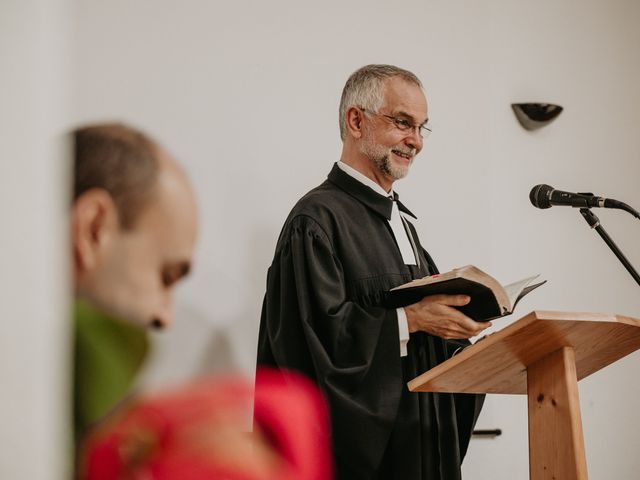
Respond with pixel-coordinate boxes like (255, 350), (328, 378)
(408, 311), (640, 480)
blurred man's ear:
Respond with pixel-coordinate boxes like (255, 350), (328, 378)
(72, 189), (120, 276)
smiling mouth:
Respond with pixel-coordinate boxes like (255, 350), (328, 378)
(391, 149), (413, 161)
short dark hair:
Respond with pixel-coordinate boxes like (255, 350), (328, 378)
(73, 123), (160, 229)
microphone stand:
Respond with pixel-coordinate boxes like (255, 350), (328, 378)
(579, 208), (640, 287)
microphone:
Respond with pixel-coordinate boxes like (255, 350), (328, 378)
(530, 184), (640, 288)
(529, 184), (626, 210)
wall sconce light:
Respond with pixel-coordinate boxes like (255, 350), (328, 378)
(511, 103), (563, 131)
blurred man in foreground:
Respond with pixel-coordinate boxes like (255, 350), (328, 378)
(71, 123), (198, 439)
(71, 123), (332, 480)
(73, 123), (198, 331)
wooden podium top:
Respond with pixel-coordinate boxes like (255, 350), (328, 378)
(408, 310), (640, 395)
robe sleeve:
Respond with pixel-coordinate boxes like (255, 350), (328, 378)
(259, 214), (403, 473)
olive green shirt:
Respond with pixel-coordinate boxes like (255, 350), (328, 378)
(73, 300), (149, 442)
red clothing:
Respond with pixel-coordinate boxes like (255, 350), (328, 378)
(81, 369), (332, 480)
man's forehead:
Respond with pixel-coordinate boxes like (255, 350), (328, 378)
(382, 78), (428, 122)
(134, 164), (198, 258)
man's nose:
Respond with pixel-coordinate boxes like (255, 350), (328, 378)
(151, 317), (167, 329)
(406, 127), (423, 152)
(151, 299), (173, 330)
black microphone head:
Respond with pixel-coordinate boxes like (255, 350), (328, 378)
(530, 184), (554, 209)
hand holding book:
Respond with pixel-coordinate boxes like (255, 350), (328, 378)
(388, 265), (546, 323)
(404, 294), (492, 339)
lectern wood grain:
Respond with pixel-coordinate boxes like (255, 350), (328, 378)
(408, 311), (640, 480)
(528, 347), (587, 480)
(408, 311), (640, 395)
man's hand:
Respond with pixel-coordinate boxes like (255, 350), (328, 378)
(404, 294), (491, 339)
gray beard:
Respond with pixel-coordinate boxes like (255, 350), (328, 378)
(361, 138), (411, 180)
(373, 154), (409, 180)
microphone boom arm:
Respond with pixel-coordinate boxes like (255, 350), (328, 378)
(579, 208), (640, 287)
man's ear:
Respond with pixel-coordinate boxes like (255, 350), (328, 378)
(345, 106), (365, 139)
(72, 189), (120, 276)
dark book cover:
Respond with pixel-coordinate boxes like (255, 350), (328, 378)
(386, 278), (504, 322)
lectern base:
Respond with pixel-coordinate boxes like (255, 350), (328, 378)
(528, 346), (588, 480)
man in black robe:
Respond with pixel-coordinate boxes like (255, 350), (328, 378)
(257, 64), (490, 479)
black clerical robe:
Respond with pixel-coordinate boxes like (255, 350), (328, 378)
(257, 163), (484, 480)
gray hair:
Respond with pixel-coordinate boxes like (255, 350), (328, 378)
(338, 64), (422, 141)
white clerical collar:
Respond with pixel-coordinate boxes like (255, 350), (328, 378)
(337, 160), (394, 199)
(337, 161), (417, 267)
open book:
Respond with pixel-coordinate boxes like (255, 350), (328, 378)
(387, 265), (546, 322)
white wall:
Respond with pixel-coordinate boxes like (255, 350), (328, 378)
(71, 1), (640, 478)
(0, 1), (72, 479)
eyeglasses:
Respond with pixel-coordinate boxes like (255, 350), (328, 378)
(361, 108), (432, 139)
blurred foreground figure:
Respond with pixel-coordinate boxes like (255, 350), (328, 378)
(73, 123), (198, 330)
(81, 369), (333, 480)
(72, 123), (198, 439)
(71, 123), (333, 479)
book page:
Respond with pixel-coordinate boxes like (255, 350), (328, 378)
(502, 274), (540, 311)
(390, 265), (494, 291)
